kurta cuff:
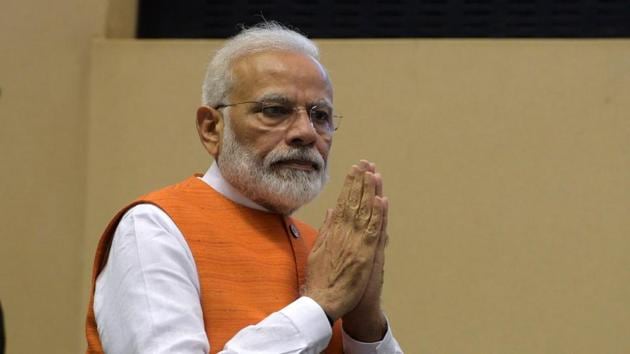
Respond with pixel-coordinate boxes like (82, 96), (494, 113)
(280, 296), (332, 352)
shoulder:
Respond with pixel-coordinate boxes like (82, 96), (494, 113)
(114, 203), (188, 252)
(119, 203), (173, 229)
(139, 176), (200, 201)
(109, 203), (196, 269)
(116, 202), (181, 236)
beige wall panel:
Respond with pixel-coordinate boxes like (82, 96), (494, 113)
(105, 0), (138, 38)
(85, 39), (630, 353)
(0, 0), (107, 353)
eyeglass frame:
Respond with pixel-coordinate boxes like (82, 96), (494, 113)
(213, 100), (342, 134)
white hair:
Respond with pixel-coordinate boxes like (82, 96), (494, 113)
(201, 22), (320, 107)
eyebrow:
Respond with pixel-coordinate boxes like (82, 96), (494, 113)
(257, 93), (292, 105)
(257, 93), (333, 109)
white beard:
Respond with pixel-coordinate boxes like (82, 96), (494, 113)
(217, 118), (328, 215)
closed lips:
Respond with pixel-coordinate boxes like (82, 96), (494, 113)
(275, 159), (319, 171)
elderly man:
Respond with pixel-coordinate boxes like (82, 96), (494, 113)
(86, 22), (403, 354)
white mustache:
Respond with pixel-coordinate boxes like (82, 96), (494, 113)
(265, 148), (325, 171)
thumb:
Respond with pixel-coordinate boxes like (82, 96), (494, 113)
(313, 208), (334, 251)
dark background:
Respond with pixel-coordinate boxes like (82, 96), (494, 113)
(138, 0), (630, 38)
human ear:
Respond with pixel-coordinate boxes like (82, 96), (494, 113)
(196, 105), (223, 158)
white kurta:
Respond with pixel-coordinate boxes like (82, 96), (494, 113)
(94, 163), (404, 354)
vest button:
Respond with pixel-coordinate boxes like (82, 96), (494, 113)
(289, 224), (300, 238)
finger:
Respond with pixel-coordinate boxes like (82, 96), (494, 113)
(359, 159), (375, 173)
(381, 197), (388, 233)
(321, 208), (334, 232)
(374, 223), (387, 268)
(357, 172), (376, 225)
(334, 165), (357, 216)
(365, 196), (384, 242)
(374, 172), (383, 197)
(313, 208), (334, 251)
(371, 198), (388, 276)
(347, 166), (366, 216)
(373, 231), (386, 283)
(358, 160), (370, 172)
(381, 197), (389, 247)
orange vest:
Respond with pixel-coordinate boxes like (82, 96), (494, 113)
(86, 175), (343, 353)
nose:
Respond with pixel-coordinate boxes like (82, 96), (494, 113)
(285, 108), (318, 147)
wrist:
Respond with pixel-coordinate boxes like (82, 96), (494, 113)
(342, 309), (387, 342)
(343, 302), (382, 322)
(303, 290), (341, 322)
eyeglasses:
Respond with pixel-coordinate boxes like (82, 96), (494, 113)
(215, 100), (342, 135)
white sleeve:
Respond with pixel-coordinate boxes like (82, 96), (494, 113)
(220, 297), (332, 354)
(94, 204), (209, 354)
(94, 203), (402, 354)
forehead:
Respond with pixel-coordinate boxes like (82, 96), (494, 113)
(228, 50), (333, 103)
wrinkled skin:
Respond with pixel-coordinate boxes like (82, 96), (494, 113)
(304, 160), (389, 341)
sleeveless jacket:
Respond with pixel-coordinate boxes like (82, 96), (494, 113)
(85, 175), (343, 353)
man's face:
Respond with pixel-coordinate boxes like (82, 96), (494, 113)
(216, 50), (334, 214)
